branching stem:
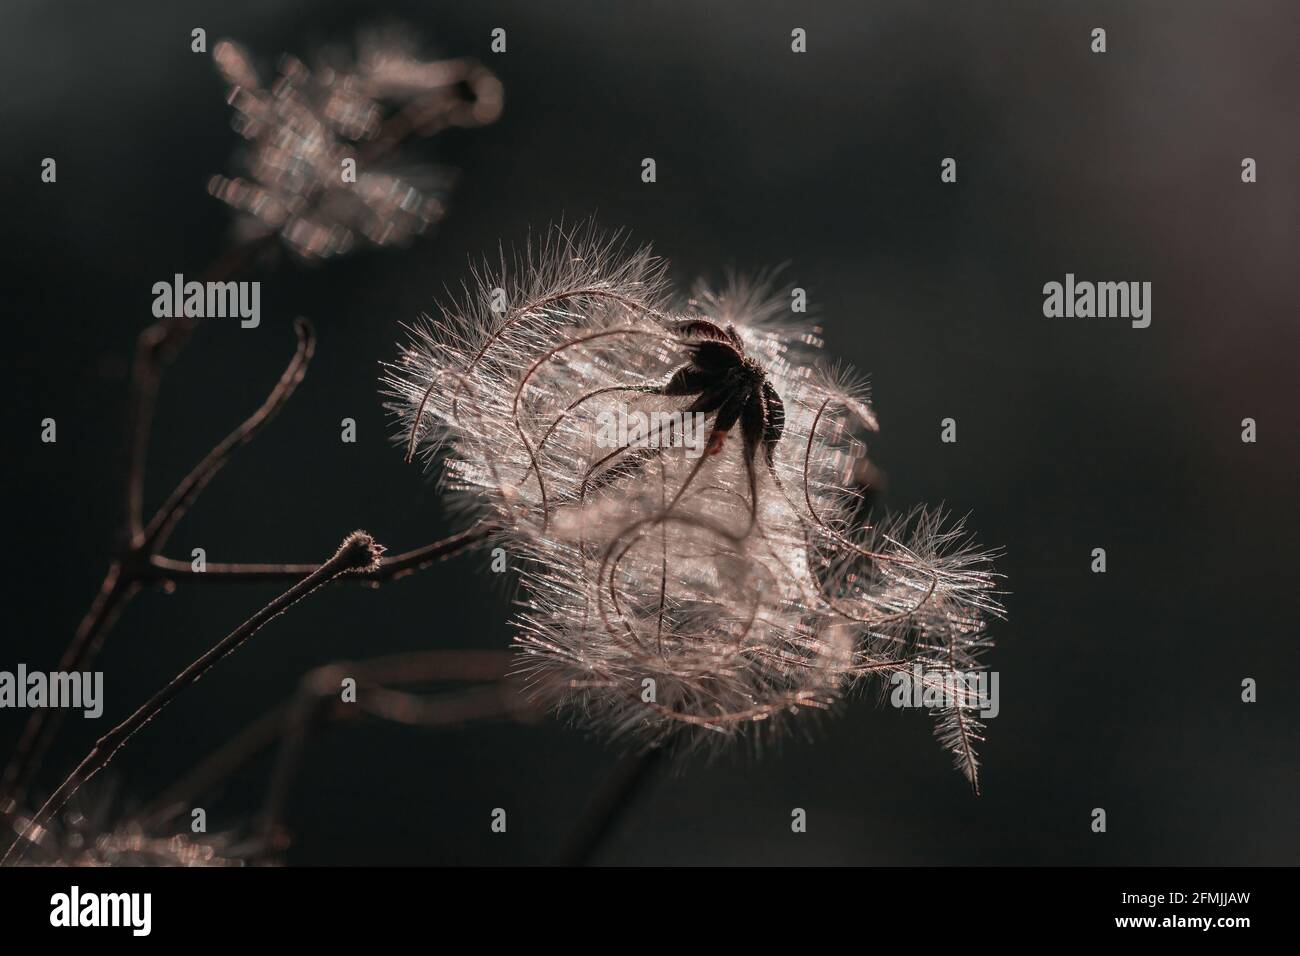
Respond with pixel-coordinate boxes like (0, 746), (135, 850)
(2, 532), (384, 865)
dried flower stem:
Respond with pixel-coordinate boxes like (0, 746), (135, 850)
(259, 666), (532, 853)
(1, 318), (315, 806)
(124, 236), (279, 541)
(143, 521), (498, 584)
(142, 650), (523, 828)
(1, 532), (384, 865)
(1, 80), (497, 810)
(560, 743), (671, 866)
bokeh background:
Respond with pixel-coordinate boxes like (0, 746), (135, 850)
(2, 0), (1297, 865)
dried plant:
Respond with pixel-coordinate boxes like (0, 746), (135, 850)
(385, 225), (1005, 788)
(3, 25), (1002, 867)
(140, 650), (539, 859)
(1, 531), (387, 865)
(10, 785), (252, 868)
(209, 29), (502, 259)
(1, 28), (503, 863)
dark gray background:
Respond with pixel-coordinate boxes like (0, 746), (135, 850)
(2, 0), (1297, 864)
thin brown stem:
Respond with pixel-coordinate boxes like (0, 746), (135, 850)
(139, 650), (520, 832)
(142, 701), (291, 827)
(144, 520), (498, 584)
(2, 532), (384, 865)
(1, 75), (489, 810)
(125, 320), (191, 541)
(140, 318), (315, 553)
(125, 235), (278, 543)
(143, 650), (521, 828)
(260, 683), (525, 853)
(559, 743), (671, 866)
(0, 320), (316, 808)
(0, 568), (137, 811)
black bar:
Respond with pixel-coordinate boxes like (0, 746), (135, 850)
(0, 866), (1284, 940)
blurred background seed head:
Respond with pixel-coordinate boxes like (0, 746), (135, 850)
(209, 27), (501, 259)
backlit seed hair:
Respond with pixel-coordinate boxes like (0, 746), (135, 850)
(384, 224), (1003, 791)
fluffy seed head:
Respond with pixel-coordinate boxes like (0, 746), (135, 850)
(384, 224), (1003, 788)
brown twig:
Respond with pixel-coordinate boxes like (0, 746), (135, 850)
(2, 532), (384, 865)
(0, 319), (317, 808)
(141, 650), (522, 827)
(0, 67), (505, 811)
(559, 742), (673, 866)
(144, 318), (316, 552)
(258, 658), (533, 854)
(123, 236), (279, 543)
(143, 521), (499, 584)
